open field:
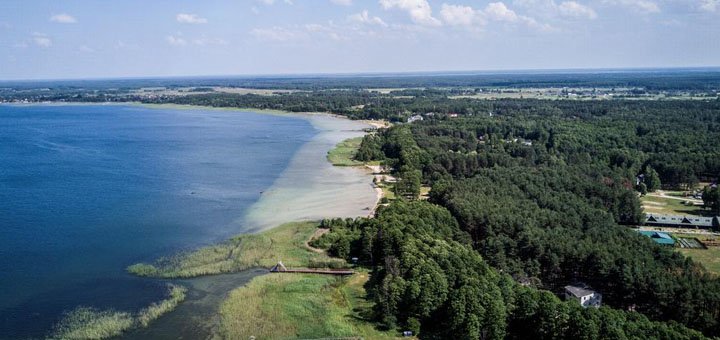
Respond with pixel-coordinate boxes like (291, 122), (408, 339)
(128, 221), (344, 278)
(327, 137), (364, 166)
(219, 271), (400, 339)
(667, 233), (720, 276)
(641, 193), (705, 216)
(679, 248), (720, 276)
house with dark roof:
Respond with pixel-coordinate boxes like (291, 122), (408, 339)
(564, 284), (602, 308)
(638, 230), (676, 246)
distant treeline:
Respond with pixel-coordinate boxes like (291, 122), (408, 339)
(315, 99), (720, 338)
(2, 69), (720, 91)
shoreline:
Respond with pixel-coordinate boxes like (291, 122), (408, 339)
(123, 104), (382, 336)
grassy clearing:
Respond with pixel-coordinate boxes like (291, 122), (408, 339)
(219, 271), (399, 340)
(327, 137), (364, 166)
(50, 284), (186, 340)
(640, 194), (704, 216)
(679, 248), (720, 276)
(128, 221), (344, 278)
(377, 181), (396, 201)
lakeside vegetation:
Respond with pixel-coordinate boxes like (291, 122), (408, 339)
(128, 221), (397, 339)
(127, 221), (343, 278)
(50, 284), (186, 340)
(327, 136), (365, 166)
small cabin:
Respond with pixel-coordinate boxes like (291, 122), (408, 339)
(564, 284), (602, 308)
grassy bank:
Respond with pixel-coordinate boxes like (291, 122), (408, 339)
(219, 271), (398, 339)
(50, 284), (186, 339)
(127, 221), (344, 278)
(327, 137), (364, 166)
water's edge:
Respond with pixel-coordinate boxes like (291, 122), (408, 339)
(112, 104), (377, 339)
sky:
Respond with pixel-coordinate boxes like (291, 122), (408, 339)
(0, 0), (718, 80)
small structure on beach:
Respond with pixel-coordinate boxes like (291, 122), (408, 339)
(270, 261), (288, 272)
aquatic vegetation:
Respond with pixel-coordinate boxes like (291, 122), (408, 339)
(49, 284), (187, 339)
(49, 307), (133, 340)
(127, 221), (344, 278)
(136, 285), (187, 328)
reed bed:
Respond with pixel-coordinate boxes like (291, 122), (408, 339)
(128, 221), (343, 278)
(49, 284), (187, 339)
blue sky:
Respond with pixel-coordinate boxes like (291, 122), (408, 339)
(0, 0), (718, 80)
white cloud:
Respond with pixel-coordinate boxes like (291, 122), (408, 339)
(604, 0), (660, 13)
(379, 0), (442, 26)
(193, 37), (229, 46)
(484, 2), (554, 31)
(349, 10), (388, 26)
(484, 2), (519, 21)
(699, 0), (718, 12)
(166, 35), (187, 46)
(50, 13), (77, 24)
(79, 45), (95, 53)
(440, 4), (482, 26)
(259, 0), (294, 5)
(331, 0), (352, 5)
(558, 1), (597, 19)
(32, 33), (52, 47)
(176, 13), (208, 24)
(251, 27), (300, 41)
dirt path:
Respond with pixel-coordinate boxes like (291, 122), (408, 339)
(305, 228), (330, 253)
(647, 191), (703, 203)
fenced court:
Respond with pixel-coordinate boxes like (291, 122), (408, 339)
(677, 237), (707, 249)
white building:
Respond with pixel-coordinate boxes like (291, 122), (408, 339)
(564, 284), (602, 308)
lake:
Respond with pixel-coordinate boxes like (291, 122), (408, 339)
(0, 104), (374, 338)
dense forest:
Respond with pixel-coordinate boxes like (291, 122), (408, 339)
(316, 99), (720, 338)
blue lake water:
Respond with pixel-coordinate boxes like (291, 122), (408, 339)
(0, 104), (316, 338)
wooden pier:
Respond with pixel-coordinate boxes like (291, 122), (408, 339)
(269, 261), (354, 276)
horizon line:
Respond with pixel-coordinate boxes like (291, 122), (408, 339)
(2, 65), (720, 83)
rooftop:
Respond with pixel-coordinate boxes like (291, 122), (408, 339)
(564, 285), (596, 298)
(638, 231), (676, 245)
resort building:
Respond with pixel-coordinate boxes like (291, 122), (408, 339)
(645, 214), (719, 229)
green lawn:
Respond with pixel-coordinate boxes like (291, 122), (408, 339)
(128, 221), (344, 278)
(640, 194), (704, 216)
(679, 248), (720, 276)
(219, 271), (400, 339)
(327, 137), (364, 166)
